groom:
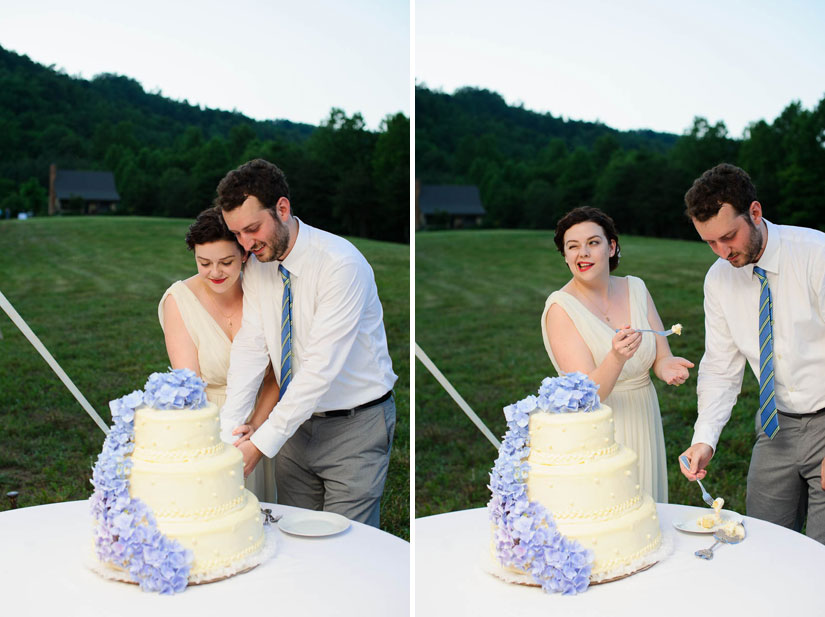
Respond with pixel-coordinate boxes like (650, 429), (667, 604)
(679, 163), (825, 543)
(215, 158), (397, 528)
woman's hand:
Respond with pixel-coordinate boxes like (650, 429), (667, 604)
(657, 355), (695, 386)
(611, 326), (641, 362)
(232, 423), (255, 447)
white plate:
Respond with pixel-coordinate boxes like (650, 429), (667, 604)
(672, 508), (743, 534)
(277, 511), (351, 537)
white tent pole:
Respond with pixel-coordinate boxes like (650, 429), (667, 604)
(415, 342), (500, 449)
(0, 290), (109, 435)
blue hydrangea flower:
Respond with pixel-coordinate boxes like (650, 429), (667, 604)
(487, 374), (598, 594)
(89, 370), (203, 594)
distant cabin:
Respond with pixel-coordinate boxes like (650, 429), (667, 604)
(48, 164), (121, 215)
(416, 183), (485, 230)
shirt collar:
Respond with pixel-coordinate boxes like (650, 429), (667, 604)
(279, 217), (308, 276)
(753, 218), (779, 277)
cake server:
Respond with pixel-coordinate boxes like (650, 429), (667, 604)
(694, 537), (723, 560)
(695, 523), (746, 560)
(679, 455), (715, 506)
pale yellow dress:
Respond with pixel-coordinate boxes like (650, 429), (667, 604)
(540, 275), (668, 503)
(158, 280), (277, 503)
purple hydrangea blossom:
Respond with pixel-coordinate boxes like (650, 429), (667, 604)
(143, 368), (207, 410)
(90, 371), (201, 594)
(537, 371), (600, 413)
(487, 373), (598, 594)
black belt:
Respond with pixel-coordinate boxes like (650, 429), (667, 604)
(314, 391), (393, 418)
(777, 407), (825, 419)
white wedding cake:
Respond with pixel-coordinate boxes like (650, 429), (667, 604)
(90, 369), (271, 593)
(488, 373), (663, 594)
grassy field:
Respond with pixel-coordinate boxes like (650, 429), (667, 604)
(0, 216), (410, 540)
(415, 229), (762, 518)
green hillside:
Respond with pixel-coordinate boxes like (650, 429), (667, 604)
(0, 45), (409, 243)
(416, 84), (825, 237)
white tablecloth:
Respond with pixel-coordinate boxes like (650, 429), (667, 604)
(0, 500), (409, 616)
(415, 504), (825, 616)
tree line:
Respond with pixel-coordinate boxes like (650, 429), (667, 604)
(416, 85), (825, 238)
(0, 45), (408, 243)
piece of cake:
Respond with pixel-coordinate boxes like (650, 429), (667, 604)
(488, 372), (663, 594)
(697, 497), (725, 529)
(671, 323), (683, 335)
(90, 369), (269, 594)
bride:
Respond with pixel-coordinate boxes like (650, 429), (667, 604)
(158, 207), (278, 502)
(541, 206), (693, 502)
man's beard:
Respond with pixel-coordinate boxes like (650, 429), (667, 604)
(255, 221), (290, 263)
(730, 220), (763, 267)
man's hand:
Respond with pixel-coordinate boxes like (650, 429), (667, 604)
(679, 443), (714, 480)
(237, 440), (263, 478)
(232, 423), (255, 447)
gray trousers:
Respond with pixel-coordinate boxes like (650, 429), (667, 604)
(746, 408), (825, 543)
(274, 394), (396, 528)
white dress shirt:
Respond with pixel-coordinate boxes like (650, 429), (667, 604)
(220, 218), (397, 456)
(693, 219), (825, 451)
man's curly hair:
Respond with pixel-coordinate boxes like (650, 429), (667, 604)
(214, 159), (291, 213)
(684, 163), (757, 222)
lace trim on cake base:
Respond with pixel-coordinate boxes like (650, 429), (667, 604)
(483, 530), (674, 590)
(88, 525), (278, 588)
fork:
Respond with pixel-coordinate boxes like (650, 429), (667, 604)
(679, 455), (715, 506)
(614, 327), (676, 336)
(261, 508), (283, 524)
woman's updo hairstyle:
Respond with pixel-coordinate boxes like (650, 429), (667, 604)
(185, 207), (243, 254)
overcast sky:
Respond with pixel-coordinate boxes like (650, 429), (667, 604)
(0, 0), (410, 130)
(415, 0), (825, 138)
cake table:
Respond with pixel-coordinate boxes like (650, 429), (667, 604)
(416, 503), (825, 616)
(0, 500), (409, 616)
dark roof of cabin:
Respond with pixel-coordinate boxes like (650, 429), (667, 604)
(54, 170), (120, 201)
(418, 184), (485, 215)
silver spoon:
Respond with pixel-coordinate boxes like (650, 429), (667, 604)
(695, 524), (746, 560)
(679, 455), (715, 506)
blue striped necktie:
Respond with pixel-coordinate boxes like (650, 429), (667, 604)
(279, 265), (293, 398)
(754, 266), (779, 438)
